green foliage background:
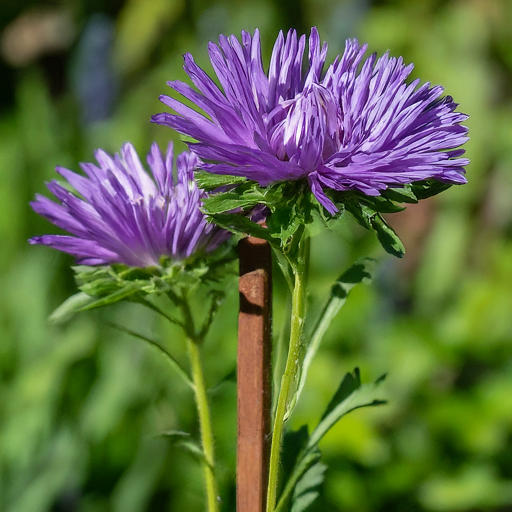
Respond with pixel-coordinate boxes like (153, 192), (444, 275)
(1, 0), (512, 510)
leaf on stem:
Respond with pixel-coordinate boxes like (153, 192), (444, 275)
(161, 431), (210, 466)
(410, 179), (452, 200)
(292, 259), (374, 411)
(207, 367), (236, 395)
(49, 291), (96, 323)
(333, 191), (406, 258)
(276, 429), (322, 512)
(370, 213), (406, 258)
(207, 213), (275, 243)
(194, 171), (248, 190)
(105, 321), (194, 388)
(290, 461), (327, 512)
(381, 184), (418, 203)
(276, 370), (386, 512)
(198, 290), (226, 339)
(308, 369), (387, 448)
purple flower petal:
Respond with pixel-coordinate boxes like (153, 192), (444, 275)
(152, 28), (469, 212)
(30, 143), (231, 266)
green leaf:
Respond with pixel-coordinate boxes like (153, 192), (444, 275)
(370, 213), (406, 258)
(411, 179), (452, 200)
(277, 371), (386, 512)
(161, 431), (209, 467)
(273, 248), (294, 293)
(266, 193), (312, 255)
(280, 426), (311, 495)
(194, 171), (248, 190)
(105, 321), (194, 388)
(208, 367), (236, 395)
(291, 461), (328, 512)
(178, 440), (210, 466)
(308, 369), (387, 448)
(198, 290), (225, 339)
(49, 292), (96, 324)
(336, 195), (406, 257)
(266, 204), (304, 247)
(342, 200), (374, 230)
(202, 190), (261, 214)
(293, 259), (374, 406)
(78, 283), (140, 310)
(161, 430), (191, 440)
(320, 368), (361, 420)
(381, 184), (418, 204)
(208, 213), (276, 243)
(357, 193), (406, 214)
(60, 242), (237, 318)
(275, 440), (322, 512)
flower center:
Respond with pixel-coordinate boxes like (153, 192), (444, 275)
(268, 84), (341, 172)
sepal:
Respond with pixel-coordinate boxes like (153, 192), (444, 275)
(49, 240), (237, 322)
(194, 170), (248, 190)
(335, 192), (406, 258)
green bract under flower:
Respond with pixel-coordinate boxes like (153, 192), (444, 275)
(50, 240), (237, 323)
(198, 170), (453, 259)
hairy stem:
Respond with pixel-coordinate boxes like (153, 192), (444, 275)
(181, 299), (220, 512)
(266, 243), (309, 512)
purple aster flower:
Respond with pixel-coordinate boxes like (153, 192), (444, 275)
(30, 143), (230, 267)
(152, 28), (469, 214)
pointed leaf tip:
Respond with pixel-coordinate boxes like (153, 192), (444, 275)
(308, 368), (387, 448)
(49, 292), (96, 324)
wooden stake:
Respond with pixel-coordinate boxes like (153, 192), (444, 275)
(237, 236), (272, 512)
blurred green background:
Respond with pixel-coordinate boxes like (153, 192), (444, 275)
(1, 0), (512, 510)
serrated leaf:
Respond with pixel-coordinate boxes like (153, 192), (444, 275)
(308, 369), (387, 448)
(370, 213), (405, 258)
(49, 292), (96, 324)
(291, 462), (328, 512)
(293, 259), (374, 407)
(194, 171), (248, 190)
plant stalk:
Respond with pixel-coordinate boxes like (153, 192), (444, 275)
(187, 338), (220, 512)
(266, 243), (309, 512)
(180, 297), (220, 512)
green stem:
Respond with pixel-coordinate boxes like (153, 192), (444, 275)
(181, 299), (220, 512)
(266, 246), (309, 512)
(187, 337), (220, 512)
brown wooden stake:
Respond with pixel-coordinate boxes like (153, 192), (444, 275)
(237, 236), (272, 512)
